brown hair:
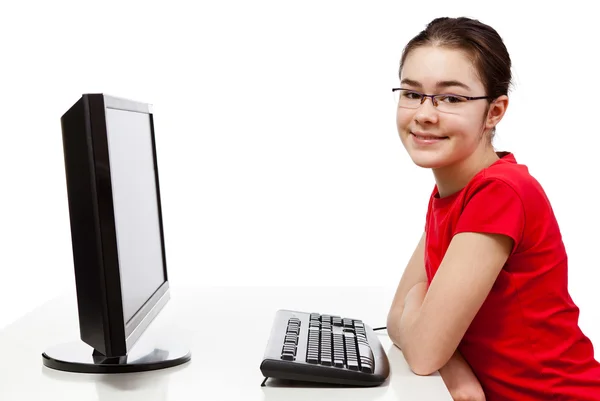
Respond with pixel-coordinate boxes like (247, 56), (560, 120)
(400, 17), (512, 139)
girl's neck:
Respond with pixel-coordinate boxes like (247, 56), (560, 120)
(433, 145), (500, 198)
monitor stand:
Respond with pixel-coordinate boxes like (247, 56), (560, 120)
(42, 338), (191, 374)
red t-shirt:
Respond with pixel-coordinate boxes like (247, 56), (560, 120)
(424, 152), (600, 400)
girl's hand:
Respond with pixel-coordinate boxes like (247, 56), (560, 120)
(439, 350), (486, 401)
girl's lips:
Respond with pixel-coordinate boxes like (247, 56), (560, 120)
(410, 132), (448, 145)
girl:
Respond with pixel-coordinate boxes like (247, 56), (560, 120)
(386, 17), (600, 401)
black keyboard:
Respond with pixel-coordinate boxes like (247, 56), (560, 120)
(260, 310), (390, 386)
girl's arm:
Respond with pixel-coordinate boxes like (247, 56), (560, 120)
(389, 258), (486, 400)
(439, 350), (487, 401)
(392, 231), (513, 375)
(387, 232), (487, 399)
(386, 232), (428, 331)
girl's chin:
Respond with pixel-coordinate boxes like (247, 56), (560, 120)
(407, 150), (451, 169)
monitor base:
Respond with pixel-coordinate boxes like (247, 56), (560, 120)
(42, 339), (191, 374)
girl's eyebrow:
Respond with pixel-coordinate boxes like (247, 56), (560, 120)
(400, 78), (472, 91)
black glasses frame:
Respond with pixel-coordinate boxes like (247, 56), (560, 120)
(392, 87), (493, 107)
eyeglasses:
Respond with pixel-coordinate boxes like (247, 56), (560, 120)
(392, 88), (492, 113)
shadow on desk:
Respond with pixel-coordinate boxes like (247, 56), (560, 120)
(261, 378), (390, 401)
(41, 363), (189, 401)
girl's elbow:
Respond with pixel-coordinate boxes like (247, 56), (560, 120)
(404, 346), (445, 376)
(409, 360), (439, 376)
(386, 312), (402, 344)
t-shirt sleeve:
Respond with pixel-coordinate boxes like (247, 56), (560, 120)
(425, 185), (438, 232)
(454, 178), (525, 253)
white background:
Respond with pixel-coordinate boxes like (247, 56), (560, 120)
(1, 0), (599, 349)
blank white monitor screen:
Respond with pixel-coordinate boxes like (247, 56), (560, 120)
(105, 107), (166, 324)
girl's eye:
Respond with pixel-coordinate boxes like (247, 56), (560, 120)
(403, 91), (421, 100)
(438, 95), (466, 103)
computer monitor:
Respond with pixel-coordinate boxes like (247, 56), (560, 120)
(42, 93), (191, 373)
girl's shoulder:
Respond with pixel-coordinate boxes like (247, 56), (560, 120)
(467, 152), (549, 207)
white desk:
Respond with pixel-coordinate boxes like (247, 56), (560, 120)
(0, 286), (452, 400)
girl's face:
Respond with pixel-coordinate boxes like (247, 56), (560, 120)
(396, 46), (493, 169)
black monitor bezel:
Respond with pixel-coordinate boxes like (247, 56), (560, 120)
(62, 93), (170, 357)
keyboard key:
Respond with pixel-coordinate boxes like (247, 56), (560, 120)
(357, 343), (373, 360)
(347, 358), (360, 370)
(360, 359), (373, 373)
(358, 348), (374, 370)
(356, 334), (368, 346)
(344, 332), (359, 366)
(281, 317), (300, 362)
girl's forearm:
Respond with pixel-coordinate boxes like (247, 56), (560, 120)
(391, 282), (485, 400)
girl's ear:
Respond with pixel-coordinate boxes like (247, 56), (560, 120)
(486, 95), (509, 130)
